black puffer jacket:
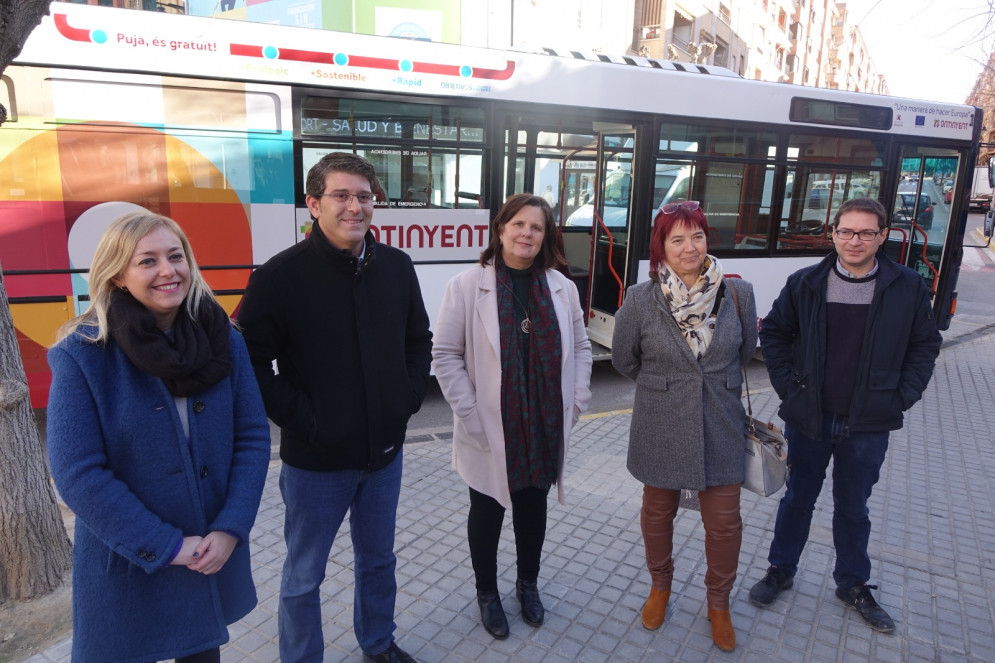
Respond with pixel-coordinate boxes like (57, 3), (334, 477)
(238, 226), (433, 472)
(760, 251), (941, 439)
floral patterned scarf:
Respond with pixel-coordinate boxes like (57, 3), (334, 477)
(657, 254), (724, 360)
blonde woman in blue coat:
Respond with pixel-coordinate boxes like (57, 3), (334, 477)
(612, 200), (757, 652)
(47, 212), (270, 663)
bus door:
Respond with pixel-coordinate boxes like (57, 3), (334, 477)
(586, 128), (636, 349)
(499, 115), (637, 351)
(883, 146), (963, 322)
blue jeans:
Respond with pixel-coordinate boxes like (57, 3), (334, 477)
(278, 451), (403, 662)
(767, 413), (889, 590)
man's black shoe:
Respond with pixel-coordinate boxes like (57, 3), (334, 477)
(836, 584), (895, 633)
(748, 566), (794, 607)
(477, 590), (510, 639)
(364, 641), (417, 663)
(516, 579), (545, 626)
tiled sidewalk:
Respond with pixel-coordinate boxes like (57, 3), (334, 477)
(26, 323), (995, 662)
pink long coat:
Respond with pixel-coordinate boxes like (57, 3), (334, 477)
(432, 264), (593, 509)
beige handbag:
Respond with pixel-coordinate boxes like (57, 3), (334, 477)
(742, 378), (789, 497)
(727, 280), (789, 497)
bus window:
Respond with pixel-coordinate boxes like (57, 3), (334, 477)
(530, 130), (596, 221)
(651, 163), (684, 209)
(656, 161), (773, 251)
(301, 97), (486, 210)
(659, 122), (776, 158)
(883, 151), (959, 288)
(302, 96), (485, 144)
(778, 169), (880, 249)
(302, 144), (483, 211)
(759, 166), (793, 220)
(787, 133), (886, 166)
(500, 125), (598, 224)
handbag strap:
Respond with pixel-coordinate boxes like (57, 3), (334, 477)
(725, 278), (754, 419)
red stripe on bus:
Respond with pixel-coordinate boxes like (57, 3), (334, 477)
(54, 13), (92, 42)
(411, 62), (461, 76)
(229, 41), (515, 80)
(229, 43), (263, 57)
(472, 62), (516, 80)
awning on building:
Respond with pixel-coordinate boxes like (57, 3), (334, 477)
(674, 5), (694, 22)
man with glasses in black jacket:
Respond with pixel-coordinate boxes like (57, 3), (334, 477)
(239, 152), (432, 663)
(748, 197), (941, 633)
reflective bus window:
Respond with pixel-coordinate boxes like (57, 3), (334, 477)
(506, 127), (597, 224)
(882, 151), (960, 290)
(301, 97), (486, 210)
(655, 159), (774, 251)
(659, 122), (777, 158)
(777, 169), (881, 250)
(301, 97), (485, 143)
(303, 143), (484, 210)
(532, 130), (596, 222)
(787, 133), (885, 166)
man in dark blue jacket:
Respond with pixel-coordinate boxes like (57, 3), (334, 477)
(239, 152), (432, 663)
(748, 197), (941, 633)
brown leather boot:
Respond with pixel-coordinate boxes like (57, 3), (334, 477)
(641, 588), (670, 630)
(707, 607), (736, 651)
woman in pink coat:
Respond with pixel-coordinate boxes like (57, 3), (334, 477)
(432, 193), (593, 640)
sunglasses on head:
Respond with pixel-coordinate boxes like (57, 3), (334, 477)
(660, 200), (700, 214)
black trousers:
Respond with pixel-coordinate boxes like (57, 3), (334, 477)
(145, 647), (220, 663)
(467, 486), (550, 593)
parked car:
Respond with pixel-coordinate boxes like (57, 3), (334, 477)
(892, 193), (934, 230)
(969, 195), (992, 213)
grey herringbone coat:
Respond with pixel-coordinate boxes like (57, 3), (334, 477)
(612, 278), (758, 490)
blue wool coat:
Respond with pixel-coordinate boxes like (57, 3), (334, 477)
(47, 327), (270, 663)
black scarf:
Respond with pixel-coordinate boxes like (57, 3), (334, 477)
(107, 289), (232, 397)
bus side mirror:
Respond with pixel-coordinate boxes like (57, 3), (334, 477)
(989, 155), (995, 188)
(985, 210), (995, 238)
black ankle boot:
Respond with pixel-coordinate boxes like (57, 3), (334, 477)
(476, 590), (509, 639)
(516, 579), (545, 627)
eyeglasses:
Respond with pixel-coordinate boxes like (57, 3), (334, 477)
(834, 228), (883, 241)
(319, 191), (374, 205)
(660, 200), (700, 214)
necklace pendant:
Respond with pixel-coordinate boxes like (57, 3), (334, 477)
(521, 317), (532, 334)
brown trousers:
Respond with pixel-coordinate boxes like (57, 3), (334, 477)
(641, 483), (742, 610)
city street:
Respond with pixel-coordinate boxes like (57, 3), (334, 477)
(5, 3), (995, 661)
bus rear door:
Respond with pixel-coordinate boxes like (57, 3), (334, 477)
(585, 128), (636, 349)
(884, 146), (965, 329)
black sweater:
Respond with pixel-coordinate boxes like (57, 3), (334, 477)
(238, 225), (433, 471)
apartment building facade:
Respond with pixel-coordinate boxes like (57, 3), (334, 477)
(634, 0), (886, 93)
(966, 51), (995, 166)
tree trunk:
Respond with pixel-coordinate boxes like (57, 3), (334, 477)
(0, 0), (52, 126)
(0, 264), (72, 601)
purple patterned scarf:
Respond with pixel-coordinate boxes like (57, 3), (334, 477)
(496, 263), (564, 492)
